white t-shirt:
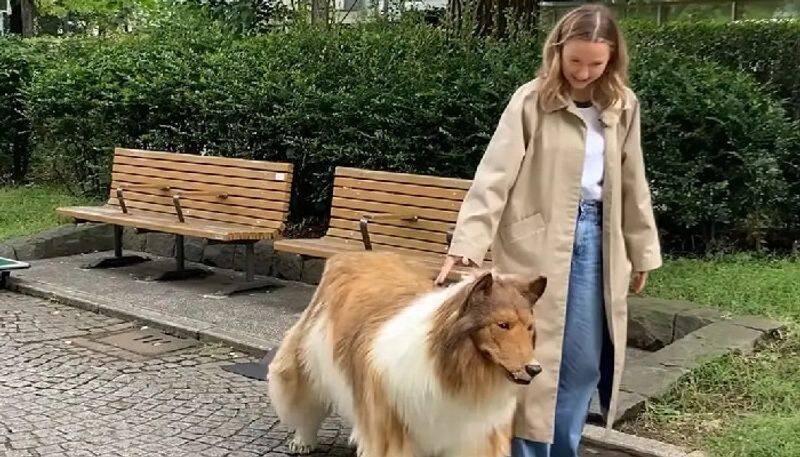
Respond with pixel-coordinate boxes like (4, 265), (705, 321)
(576, 103), (605, 202)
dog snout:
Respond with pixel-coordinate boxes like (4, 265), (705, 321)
(508, 364), (542, 385)
(524, 364), (542, 378)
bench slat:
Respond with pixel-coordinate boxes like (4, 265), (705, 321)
(328, 222), (491, 261)
(332, 197), (457, 223)
(113, 164), (290, 193)
(274, 237), (363, 257)
(109, 186), (289, 212)
(334, 176), (467, 201)
(337, 167), (471, 190)
(108, 191), (288, 221)
(330, 208), (454, 234)
(329, 219), (446, 244)
(117, 148), (292, 173)
(115, 155), (293, 183)
(58, 206), (280, 241)
(326, 229), (446, 254)
(277, 236), (440, 260)
(333, 187), (463, 212)
(112, 174), (290, 200)
(106, 200), (283, 229)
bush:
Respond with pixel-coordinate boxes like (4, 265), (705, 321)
(630, 49), (800, 251)
(10, 17), (800, 251)
(24, 20), (540, 218)
(624, 19), (800, 120)
(1, 37), (76, 183)
(0, 38), (34, 183)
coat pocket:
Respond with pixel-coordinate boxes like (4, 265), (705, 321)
(502, 213), (546, 244)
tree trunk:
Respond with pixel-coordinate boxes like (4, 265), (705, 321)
(448, 0), (538, 37)
(11, 133), (30, 183)
(311, 0), (329, 25)
(20, 0), (34, 36)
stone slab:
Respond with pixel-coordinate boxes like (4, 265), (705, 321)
(7, 251), (316, 355)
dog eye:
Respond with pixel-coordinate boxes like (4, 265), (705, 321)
(527, 324), (533, 331)
(498, 322), (510, 330)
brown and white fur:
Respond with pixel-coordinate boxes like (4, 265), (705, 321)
(268, 251), (547, 457)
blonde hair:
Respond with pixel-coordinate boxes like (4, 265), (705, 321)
(537, 4), (629, 110)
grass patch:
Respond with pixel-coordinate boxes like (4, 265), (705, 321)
(645, 254), (800, 322)
(708, 413), (800, 457)
(621, 331), (800, 456)
(0, 185), (95, 242)
(621, 254), (800, 456)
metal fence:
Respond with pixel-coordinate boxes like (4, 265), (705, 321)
(539, 0), (798, 26)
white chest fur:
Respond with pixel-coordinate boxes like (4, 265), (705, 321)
(370, 285), (518, 455)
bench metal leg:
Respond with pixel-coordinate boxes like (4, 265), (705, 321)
(155, 235), (212, 281)
(215, 242), (283, 296)
(83, 225), (149, 269)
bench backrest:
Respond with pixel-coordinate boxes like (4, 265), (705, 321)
(108, 148), (293, 231)
(326, 167), (473, 256)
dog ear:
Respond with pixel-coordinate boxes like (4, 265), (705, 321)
(457, 270), (493, 315)
(470, 270), (494, 297)
(521, 276), (547, 307)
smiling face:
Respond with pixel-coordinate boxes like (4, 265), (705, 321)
(560, 39), (611, 95)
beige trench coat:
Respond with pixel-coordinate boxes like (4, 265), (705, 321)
(448, 78), (662, 443)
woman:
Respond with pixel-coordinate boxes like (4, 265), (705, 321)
(436, 5), (662, 456)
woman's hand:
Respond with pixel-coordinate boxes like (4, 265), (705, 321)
(629, 271), (649, 295)
(435, 255), (475, 285)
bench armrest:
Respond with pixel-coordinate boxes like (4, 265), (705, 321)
(358, 211), (419, 250)
(360, 211), (418, 223)
(119, 182), (171, 190)
(169, 190), (229, 223)
(115, 184), (226, 219)
(115, 183), (171, 214)
(171, 189), (229, 199)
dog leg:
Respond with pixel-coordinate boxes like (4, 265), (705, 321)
(289, 394), (329, 454)
(268, 346), (330, 454)
(271, 372), (329, 454)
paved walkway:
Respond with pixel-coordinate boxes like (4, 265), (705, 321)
(0, 291), (638, 457)
(0, 292), (353, 457)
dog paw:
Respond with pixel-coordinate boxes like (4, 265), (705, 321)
(288, 435), (317, 454)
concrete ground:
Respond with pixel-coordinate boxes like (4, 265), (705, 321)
(8, 251), (317, 353)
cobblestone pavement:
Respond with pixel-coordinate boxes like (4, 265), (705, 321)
(1, 291), (631, 457)
(0, 291), (353, 457)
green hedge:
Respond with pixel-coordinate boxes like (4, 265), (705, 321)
(4, 18), (800, 251)
(23, 22), (539, 217)
(0, 38), (35, 183)
(624, 19), (800, 120)
(630, 49), (800, 250)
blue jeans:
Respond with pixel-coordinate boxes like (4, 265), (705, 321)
(512, 200), (608, 457)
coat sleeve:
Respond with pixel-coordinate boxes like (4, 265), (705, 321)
(621, 97), (663, 272)
(447, 87), (532, 266)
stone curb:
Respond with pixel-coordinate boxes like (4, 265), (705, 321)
(6, 276), (704, 457)
(613, 318), (786, 427)
(583, 425), (704, 457)
(5, 276), (277, 357)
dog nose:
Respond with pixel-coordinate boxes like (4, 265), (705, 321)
(525, 364), (542, 377)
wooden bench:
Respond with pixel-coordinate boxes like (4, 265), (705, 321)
(274, 167), (489, 280)
(57, 148), (293, 295)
